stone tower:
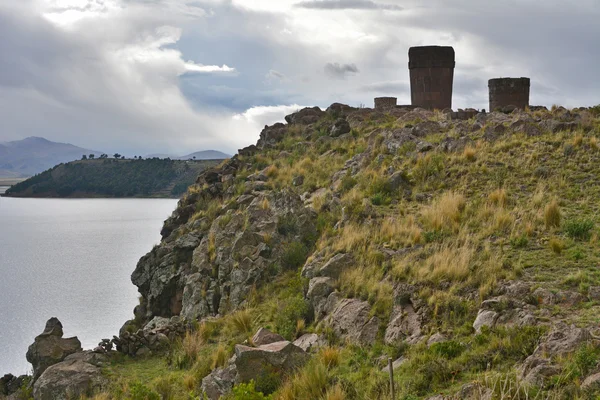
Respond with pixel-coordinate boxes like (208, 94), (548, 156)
(488, 78), (530, 111)
(409, 46), (455, 110)
(374, 97), (397, 109)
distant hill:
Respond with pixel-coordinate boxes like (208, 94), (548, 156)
(146, 150), (231, 160)
(0, 137), (102, 178)
(4, 158), (222, 198)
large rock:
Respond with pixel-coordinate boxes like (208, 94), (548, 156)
(32, 357), (106, 400)
(330, 118), (351, 137)
(285, 107), (324, 125)
(385, 303), (423, 345)
(252, 328), (285, 347)
(326, 298), (379, 345)
(306, 277), (336, 320)
(234, 341), (309, 384)
(202, 364), (237, 400)
(535, 323), (591, 357)
(26, 318), (82, 381)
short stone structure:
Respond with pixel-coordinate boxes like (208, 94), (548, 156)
(409, 46), (455, 110)
(488, 77), (530, 111)
(374, 97), (397, 109)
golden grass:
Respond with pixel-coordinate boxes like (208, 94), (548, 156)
(229, 309), (253, 335)
(418, 241), (474, 283)
(210, 344), (228, 370)
(275, 361), (329, 400)
(421, 192), (466, 232)
(488, 188), (508, 207)
(260, 197), (271, 210)
(463, 146), (477, 161)
(180, 330), (205, 365)
(549, 237), (564, 254)
(318, 347), (341, 369)
(379, 216), (423, 247)
(544, 200), (561, 229)
(323, 384), (346, 400)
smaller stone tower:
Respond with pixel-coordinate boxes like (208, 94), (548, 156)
(488, 78), (530, 111)
(409, 46), (455, 110)
(374, 97), (397, 109)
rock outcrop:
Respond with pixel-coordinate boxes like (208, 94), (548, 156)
(26, 318), (82, 382)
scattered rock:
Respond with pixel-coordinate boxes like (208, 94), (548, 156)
(473, 310), (499, 333)
(330, 118), (351, 137)
(33, 357), (106, 400)
(385, 302), (423, 345)
(293, 333), (322, 352)
(234, 341), (309, 384)
(26, 318), (82, 382)
(307, 277), (336, 320)
(202, 364), (237, 400)
(327, 298), (379, 345)
(582, 372), (600, 391)
(252, 328), (285, 347)
(318, 253), (354, 279)
(427, 333), (447, 346)
(285, 107), (324, 125)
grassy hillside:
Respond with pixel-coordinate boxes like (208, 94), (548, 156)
(10, 105), (600, 400)
(4, 158), (222, 198)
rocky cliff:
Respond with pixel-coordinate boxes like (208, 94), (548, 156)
(6, 103), (600, 399)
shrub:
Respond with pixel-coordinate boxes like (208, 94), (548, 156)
(231, 310), (254, 335)
(370, 192), (391, 206)
(277, 214), (299, 236)
(229, 381), (272, 400)
(510, 235), (529, 248)
(275, 296), (309, 340)
(564, 219), (594, 240)
(128, 382), (160, 400)
(281, 242), (309, 270)
(549, 237), (564, 254)
(544, 200), (561, 229)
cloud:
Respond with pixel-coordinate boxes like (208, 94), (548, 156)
(360, 80), (409, 95)
(295, 0), (402, 11)
(184, 61), (236, 74)
(324, 63), (359, 79)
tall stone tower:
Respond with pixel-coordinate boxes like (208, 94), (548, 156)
(409, 46), (455, 110)
(488, 78), (530, 111)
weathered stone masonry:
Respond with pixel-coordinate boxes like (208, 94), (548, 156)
(374, 97), (397, 109)
(489, 77), (530, 111)
(409, 46), (455, 110)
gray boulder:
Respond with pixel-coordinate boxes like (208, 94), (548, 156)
(293, 333), (322, 352)
(26, 318), (82, 382)
(234, 341), (309, 384)
(201, 364), (237, 400)
(385, 303), (423, 345)
(473, 310), (499, 333)
(32, 357), (106, 400)
(330, 118), (351, 137)
(252, 328), (285, 347)
(326, 298), (379, 345)
(318, 253), (354, 279)
(307, 277), (336, 320)
(285, 107), (323, 125)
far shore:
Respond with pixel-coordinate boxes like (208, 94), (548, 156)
(0, 178), (27, 186)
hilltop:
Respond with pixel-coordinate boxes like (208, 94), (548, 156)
(4, 157), (222, 198)
(5, 104), (600, 400)
(0, 137), (102, 178)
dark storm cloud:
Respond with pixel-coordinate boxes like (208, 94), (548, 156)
(324, 63), (359, 79)
(295, 0), (402, 10)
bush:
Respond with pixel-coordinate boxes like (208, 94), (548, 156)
(281, 242), (309, 270)
(228, 381), (272, 400)
(564, 219), (594, 240)
(430, 341), (464, 359)
(128, 382), (160, 400)
(275, 296), (310, 340)
(544, 200), (561, 228)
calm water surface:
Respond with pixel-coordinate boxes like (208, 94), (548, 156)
(0, 198), (177, 374)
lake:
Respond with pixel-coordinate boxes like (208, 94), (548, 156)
(0, 197), (178, 375)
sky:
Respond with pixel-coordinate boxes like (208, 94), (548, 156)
(0, 0), (599, 155)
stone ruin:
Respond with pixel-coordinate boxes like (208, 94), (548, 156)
(370, 45), (536, 116)
(489, 77), (531, 112)
(374, 96), (397, 109)
(409, 45), (455, 110)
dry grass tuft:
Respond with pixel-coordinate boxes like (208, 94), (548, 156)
(549, 237), (564, 254)
(418, 241), (474, 282)
(230, 309), (254, 335)
(260, 197), (271, 210)
(544, 200), (561, 229)
(488, 188), (508, 207)
(318, 347), (341, 369)
(181, 330), (205, 365)
(422, 192), (466, 231)
(210, 344), (228, 370)
(323, 384), (346, 400)
(463, 146), (477, 161)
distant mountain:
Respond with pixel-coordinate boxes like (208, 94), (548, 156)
(177, 150), (231, 160)
(145, 150), (231, 160)
(0, 137), (102, 178)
